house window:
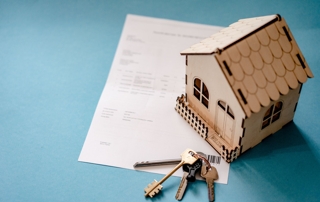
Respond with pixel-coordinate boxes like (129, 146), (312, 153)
(261, 101), (283, 129)
(194, 78), (209, 108)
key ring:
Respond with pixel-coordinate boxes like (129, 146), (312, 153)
(191, 153), (212, 173)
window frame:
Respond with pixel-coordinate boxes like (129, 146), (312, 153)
(193, 78), (209, 108)
(261, 101), (283, 130)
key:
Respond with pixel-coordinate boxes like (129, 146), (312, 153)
(201, 165), (218, 202)
(175, 158), (202, 200)
(175, 170), (188, 200)
(183, 158), (202, 182)
(144, 148), (199, 198)
(133, 151), (205, 168)
(133, 159), (181, 168)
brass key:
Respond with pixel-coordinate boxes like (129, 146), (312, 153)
(201, 165), (219, 202)
(144, 148), (199, 198)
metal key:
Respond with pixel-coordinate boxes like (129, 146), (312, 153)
(133, 151), (206, 168)
(201, 165), (218, 202)
(133, 159), (181, 168)
(175, 170), (189, 200)
(144, 148), (199, 198)
(175, 158), (202, 200)
(183, 158), (202, 182)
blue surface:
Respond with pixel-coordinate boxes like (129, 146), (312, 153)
(1, 1), (319, 201)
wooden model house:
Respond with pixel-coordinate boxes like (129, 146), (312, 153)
(175, 14), (313, 162)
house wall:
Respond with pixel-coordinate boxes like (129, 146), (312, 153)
(241, 84), (302, 153)
(185, 54), (246, 148)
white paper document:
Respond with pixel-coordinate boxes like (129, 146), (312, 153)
(79, 14), (230, 184)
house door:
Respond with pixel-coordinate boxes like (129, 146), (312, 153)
(215, 100), (235, 144)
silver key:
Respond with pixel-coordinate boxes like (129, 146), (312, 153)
(133, 151), (205, 168)
(201, 165), (218, 202)
(175, 159), (202, 200)
(133, 159), (181, 168)
(175, 171), (188, 200)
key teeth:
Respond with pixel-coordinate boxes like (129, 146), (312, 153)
(144, 180), (163, 198)
(148, 186), (162, 198)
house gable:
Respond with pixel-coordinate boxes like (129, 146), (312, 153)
(186, 55), (245, 146)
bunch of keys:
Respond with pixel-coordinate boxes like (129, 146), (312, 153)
(141, 149), (199, 198)
(134, 149), (219, 201)
(176, 152), (218, 201)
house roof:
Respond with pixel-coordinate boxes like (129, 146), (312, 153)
(181, 14), (313, 118)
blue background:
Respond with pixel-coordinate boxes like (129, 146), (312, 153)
(1, 1), (319, 201)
